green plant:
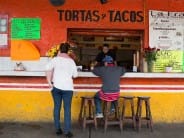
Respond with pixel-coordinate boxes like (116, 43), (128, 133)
(46, 44), (60, 58)
(46, 43), (79, 62)
(144, 47), (160, 62)
(165, 61), (174, 67)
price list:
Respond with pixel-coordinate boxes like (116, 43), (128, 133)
(11, 18), (41, 39)
(154, 51), (183, 72)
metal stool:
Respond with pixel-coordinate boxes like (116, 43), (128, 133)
(78, 96), (97, 130)
(120, 96), (136, 130)
(103, 100), (122, 133)
(136, 96), (153, 131)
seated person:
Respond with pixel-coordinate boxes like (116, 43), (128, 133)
(92, 61), (126, 118)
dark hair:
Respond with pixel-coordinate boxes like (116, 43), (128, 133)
(103, 44), (109, 48)
(59, 42), (70, 53)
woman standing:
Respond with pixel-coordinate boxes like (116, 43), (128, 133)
(45, 42), (78, 138)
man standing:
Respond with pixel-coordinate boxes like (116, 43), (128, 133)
(45, 42), (78, 138)
(95, 44), (117, 66)
(92, 61), (125, 118)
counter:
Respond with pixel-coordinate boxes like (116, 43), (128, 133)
(0, 70), (184, 78)
(1, 70), (184, 123)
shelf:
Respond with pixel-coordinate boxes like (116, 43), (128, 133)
(78, 41), (140, 45)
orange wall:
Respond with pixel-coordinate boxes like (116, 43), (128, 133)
(0, 0), (183, 56)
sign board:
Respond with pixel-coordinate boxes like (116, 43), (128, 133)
(0, 14), (8, 48)
(0, 34), (8, 46)
(154, 51), (183, 72)
(11, 18), (41, 40)
(149, 10), (184, 50)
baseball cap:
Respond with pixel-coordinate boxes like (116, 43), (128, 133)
(102, 55), (113, 63)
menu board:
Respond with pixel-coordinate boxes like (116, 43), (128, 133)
(154, 51), (183, 72)
(149, 10), (184, 50)
(11, 18), (41, 39)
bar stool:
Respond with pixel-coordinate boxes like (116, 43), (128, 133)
(136, 96), (153, 132)
(103, 100), (122, 133)
(120, 96), (136, 130)
(78, 96), (97, 130)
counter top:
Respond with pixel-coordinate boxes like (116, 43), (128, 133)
(0, 70), (184, 78)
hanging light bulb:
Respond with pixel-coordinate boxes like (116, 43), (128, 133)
(100, 0), (108, 4)
(49, 0), (65, 6)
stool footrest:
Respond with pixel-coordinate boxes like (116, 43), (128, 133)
(106, 121), (121, 125)
(123, 116), (135, 119)
(139, 117), (151, 120)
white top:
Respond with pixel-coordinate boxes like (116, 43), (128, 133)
(45, 57), (78, 91)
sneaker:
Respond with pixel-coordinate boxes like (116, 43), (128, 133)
(110, 109), (115, 114)
(65, 131), (73, 138)
(56, 128), (63, 135)
(95, 113), (103, 118)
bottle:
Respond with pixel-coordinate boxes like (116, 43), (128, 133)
(90, 62), (95, 71)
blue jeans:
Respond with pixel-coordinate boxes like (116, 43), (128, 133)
(51, 87), (73, 134)
(94, 92), (102, 114)
(94, 92), (116, 114)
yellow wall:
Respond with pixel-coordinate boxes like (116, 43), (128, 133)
(0, 90), (184, 123)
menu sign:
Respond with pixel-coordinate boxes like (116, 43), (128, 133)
(154, 51), (183, 72)
(149, 10), (184, 50)
(11, 18), (41, 40)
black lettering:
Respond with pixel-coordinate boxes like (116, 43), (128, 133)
(136, 11), (144, 22)
(174, 13), (178, 17)
(150, 10), (156, 17)
(157, 12), (163, 17)
(168, 11), (170, 17)
(92, 10), (100, 22)
(72, 10), (79, 21)
(122, 10), (129, 22)
(65, 10), (72, 21)
(130, 11), (136, 22)
(57, 9), (144, 23)
(79, 10), (86, 21)
(57, 10), (65, 21)
(114, 11), (121, 22)
(85, 11), (93, 22)
(108, 10), (115, 22)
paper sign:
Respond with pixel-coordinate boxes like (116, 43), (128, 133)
(154, 51), (183, 72)
(11, 18), (41, 40)
(0, 34), (8, 47)
(149, 10), (184, 50)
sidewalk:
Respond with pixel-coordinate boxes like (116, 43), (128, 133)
(0, 122), (184, 138)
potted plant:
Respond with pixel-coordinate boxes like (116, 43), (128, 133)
(46, 44), (60, 58)
(165, 61), (174, 72)
(143, 47), (160, 72)
(46, 43), (78, 61)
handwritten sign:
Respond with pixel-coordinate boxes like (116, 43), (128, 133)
(154, 51), (183, 72)
(11, 18), (41, 39)
(149, 10), (184, 50)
